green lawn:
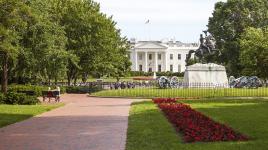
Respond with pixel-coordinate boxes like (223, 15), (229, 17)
(126, 99), (268, 150)
(0, 104), (63, 128)
(92, 87), (268, 98)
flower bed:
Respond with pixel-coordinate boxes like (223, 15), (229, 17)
(153, 98), (249, 143)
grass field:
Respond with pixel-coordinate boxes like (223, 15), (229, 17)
(0, 104), (63, 128)
(126, 99), (268, 150)
(92, 87), (268, 98)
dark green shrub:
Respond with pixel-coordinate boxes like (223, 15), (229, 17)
(66, 86), (102, 94)
(0, 93), (5, 104)
(8, 85), (66, 96)
(129, 71), (153, 76)
(5, 92), (20, 104)
(129, 71), (184, 77)
(20, 95), (40, 105)
(4, 92), (39, 105)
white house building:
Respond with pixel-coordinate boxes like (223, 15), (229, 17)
(129, 39), (199, 72)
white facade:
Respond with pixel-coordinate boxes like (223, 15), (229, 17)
(129, 40), (198, 72)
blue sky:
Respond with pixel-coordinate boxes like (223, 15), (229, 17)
(94, 0), (226, 43)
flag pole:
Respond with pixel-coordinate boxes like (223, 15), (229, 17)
(145, 19), (150, 41)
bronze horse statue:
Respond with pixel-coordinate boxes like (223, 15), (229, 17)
(186, 31), (221, 63)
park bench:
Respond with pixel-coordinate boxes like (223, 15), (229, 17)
(42, 90), (60, 102)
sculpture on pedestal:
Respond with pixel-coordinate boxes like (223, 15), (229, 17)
(183, 30), (228, 88)
(186, 30), (221, 64)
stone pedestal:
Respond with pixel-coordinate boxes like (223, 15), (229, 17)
(183, 63), (228, 88)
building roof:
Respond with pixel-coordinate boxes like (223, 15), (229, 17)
(129, 38), (198, 48)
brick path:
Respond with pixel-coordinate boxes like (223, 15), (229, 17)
(0, 94), (134, 150)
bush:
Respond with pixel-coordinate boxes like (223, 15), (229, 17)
(8, 85), (66, 96)
(129, 71), (184, 77)
(0, 93), (5, 104)
(4, 92), (39, 105)
(129, 71), (153, 77)
(66, 86), (102, 94)
(156, 71), (184, 77)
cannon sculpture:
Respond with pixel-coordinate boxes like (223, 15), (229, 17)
(229, 76), (262, 88)
(158, 76), (180, 88)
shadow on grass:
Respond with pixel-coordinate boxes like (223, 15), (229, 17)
(0, 113), (34, 128)
(126, 100), (268, 150)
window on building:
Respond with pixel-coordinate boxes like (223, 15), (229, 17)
(149, 54), (152, 60)
(149, 68), (152, 72)
(139, 54), (142, 60)
(178, 65), (181, 73)
(170, 65), (173, 72)
(139, 65), (143, 71)
(170, 54), (173, 60)
(158, 65), (161, 72)
(178, 54), (181, 60)
(158, 54), (161, 60)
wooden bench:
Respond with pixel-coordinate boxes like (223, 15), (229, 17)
(42, 91), (60, 102)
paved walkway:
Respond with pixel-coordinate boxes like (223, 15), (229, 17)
(0, 94), (135, 150)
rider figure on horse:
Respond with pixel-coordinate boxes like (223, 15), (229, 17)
(185, 30), (220, 64)
(200, 32), (212, 54)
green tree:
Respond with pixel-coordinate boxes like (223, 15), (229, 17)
(1, 0), (131, 87)
(11, 0), (79, 85)
(0, 0), (33, 93)
(208, 0), (268, 76)
(51, 0), (130, 84)
(240, 27), (268, 79)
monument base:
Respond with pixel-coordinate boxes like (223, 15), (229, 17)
(183, 63), (228, 88)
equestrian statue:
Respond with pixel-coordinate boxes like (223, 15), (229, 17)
(186, 30), (221, 64)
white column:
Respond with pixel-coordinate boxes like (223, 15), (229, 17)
(154, 52), (158, 72)
(145, 52), (148, 72)
(165, 52), (168, 71)
(135, 51), (138, 71)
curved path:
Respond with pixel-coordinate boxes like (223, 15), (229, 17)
(0, 94), (135, 150)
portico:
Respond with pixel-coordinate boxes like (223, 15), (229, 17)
(135, 51), (167, 72)
(130, 40), (198, 73)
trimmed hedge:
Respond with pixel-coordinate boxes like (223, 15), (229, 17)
(129, 71), (184, 77)
(66, 86), (102, 94)
(8, 85), (66, 96)
(0, 92), (39, 105)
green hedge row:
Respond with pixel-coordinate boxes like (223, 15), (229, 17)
(8, 85), (66, 96)
(66, 86), (102, 94)
(129, 71), (184, 77)
(0, 92), (39, 105)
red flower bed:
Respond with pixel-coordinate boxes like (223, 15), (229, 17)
(154, 98), (249, 143)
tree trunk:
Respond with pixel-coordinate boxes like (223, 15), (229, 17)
(67, 76), (71, 86)
(48, 76), (51, 86)
(116, 77), (120, 82)
(1, 53), (8, 94)
(74, 77), (77, 86)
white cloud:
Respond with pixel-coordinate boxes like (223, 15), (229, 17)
(94, 0), (226, 42)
